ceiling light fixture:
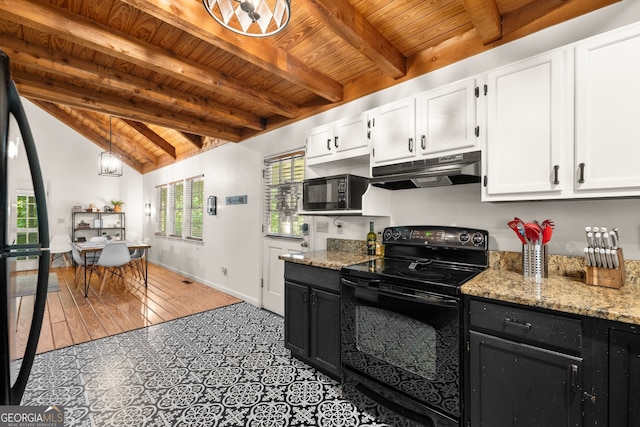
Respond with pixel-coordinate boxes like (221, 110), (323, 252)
(98, 116), (123, 177)
(203, 0), (291, 37)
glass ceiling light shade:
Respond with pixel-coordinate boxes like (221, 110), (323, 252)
(203, 0), (291, 37)
(99, 116), (123, 177)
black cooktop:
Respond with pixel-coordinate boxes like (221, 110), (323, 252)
(341, 226), (489, 295)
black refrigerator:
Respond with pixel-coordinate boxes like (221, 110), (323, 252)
(0, 50), (50, 405)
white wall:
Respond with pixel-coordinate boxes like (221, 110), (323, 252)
(20, 100), (144, 243)
(26, 0), (640, 306)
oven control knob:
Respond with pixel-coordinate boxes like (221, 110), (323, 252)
(392, 229), (401, 240)
(472, 233), (485, 246)
(459, 233), (470, 244)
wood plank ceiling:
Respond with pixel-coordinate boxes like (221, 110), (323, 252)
(0, 0), (619, 174)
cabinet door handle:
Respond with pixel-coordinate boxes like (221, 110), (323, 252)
(408, 138), (414, 153)
(326, 139), (331, 151)
(311, 291), (316, 306)
(570, 364), (581, 392)
(303, 289), (308, 304)
(553, 165), (560, 185)
(334, 136), (339, 148)
(504, 317), (532, 330)
(578, 163), (585, 184)
(421, 135), (426, 150)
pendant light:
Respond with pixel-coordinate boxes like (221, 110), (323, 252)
(98, 116), (123, 177)
(203, 0), (291, 37)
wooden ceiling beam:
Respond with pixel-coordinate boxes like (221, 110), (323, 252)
(122, 119), (177, 159)
(0, 0), (299, 119)
(120, 0), (343, 103)
(181, 132), (204, 149)
(31, 101), (146, 173)
(0, 36), (265, 131)
(461, 0), (502, 44)
(303, 0), (406, 79)
(13, 71), (241, 141)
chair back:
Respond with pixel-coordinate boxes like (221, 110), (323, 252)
(97, 242), (131, 267)
(50, 234), (72, 253)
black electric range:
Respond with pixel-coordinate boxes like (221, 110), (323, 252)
(341, 225), (489, 296)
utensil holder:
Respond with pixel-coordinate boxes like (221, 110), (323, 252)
(585, 248), (625, 289)
(522, 244), (548, 279)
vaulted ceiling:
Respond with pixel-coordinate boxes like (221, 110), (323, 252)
(0, 0), (618, 174)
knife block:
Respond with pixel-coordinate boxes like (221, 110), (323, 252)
(585, 248), (625, 289)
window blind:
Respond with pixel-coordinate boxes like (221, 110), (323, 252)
(185, 175), (204, 241)
(155, 185), (167, 235)
(263, 151), (305, 238)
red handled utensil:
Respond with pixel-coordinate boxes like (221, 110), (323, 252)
(508, 220), (527, 244)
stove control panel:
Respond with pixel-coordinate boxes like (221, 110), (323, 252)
(382, 226), (488, 250)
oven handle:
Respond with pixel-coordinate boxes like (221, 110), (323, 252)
(341, 277), (458, 307)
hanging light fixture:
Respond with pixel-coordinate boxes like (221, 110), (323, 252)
(98, 116), (123, 177)
(203, 0), (291, 37)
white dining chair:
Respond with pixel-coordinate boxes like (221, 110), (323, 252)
(49, 234), (72, 268)
(94, 242), (131, 293)
(129, 237), (149, 280)
(71, 243), (98, 289)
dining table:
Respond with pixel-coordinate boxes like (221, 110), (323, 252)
(72, 240), (151, 297)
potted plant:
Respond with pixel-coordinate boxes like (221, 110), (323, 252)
(111, 200), (125, 213)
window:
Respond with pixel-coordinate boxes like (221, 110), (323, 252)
(155, 175), (204, 242)
(168, 180), (184, 238)
(154, 185), (167, 235)
(264, 151), (305, 238)
(185, 175), (204, 241)
(16, 190), (38, 260)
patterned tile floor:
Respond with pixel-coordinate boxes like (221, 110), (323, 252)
(22, 302), (399, 426)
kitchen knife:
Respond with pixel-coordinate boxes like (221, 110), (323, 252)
(603, 232), (611, 249)
(611, 229), (619, 249)
(587, 232), (595, 248)
(612, 249), (620, 269)
(604, 249), (613, 269)
(595, 232), (603, 249)
(588, 248), (597, 267)
(594, 247), (602, 267)
(584, 247), (591, 266)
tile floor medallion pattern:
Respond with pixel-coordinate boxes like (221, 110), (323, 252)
(22, 302), (408, 426)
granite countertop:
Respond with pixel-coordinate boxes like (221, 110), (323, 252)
(279, 250), (378, 270)
(279, 238), (381, 270)
(462, 251), (640, 326)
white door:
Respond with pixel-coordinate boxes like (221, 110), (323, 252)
(261, 236), (307, 316)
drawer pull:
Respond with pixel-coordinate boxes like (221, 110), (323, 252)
(504, 317), (532, 330)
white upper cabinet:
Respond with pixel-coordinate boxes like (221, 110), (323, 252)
(305, 123), (334, 161)
(306, 114), (369, 166)
(416, 78), (479, 157)
(369, 98), (417, 165)
(482, 50), (569, 201)
(574, 24), (640, 196)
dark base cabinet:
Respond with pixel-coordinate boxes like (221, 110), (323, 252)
(608, 324), (640, 426)
(466, 298), (585, 427)
(470, 331), (583, 426)
(284, 262), (341, 380)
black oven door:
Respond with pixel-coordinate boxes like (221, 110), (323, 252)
(341, 276), (461, 427)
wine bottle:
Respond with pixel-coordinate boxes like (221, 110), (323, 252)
(367, 221), (376, 255)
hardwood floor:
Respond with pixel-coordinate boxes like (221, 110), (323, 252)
(14, 263), (242, 355)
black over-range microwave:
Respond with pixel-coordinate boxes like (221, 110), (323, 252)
(302, 174), (369, 211)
